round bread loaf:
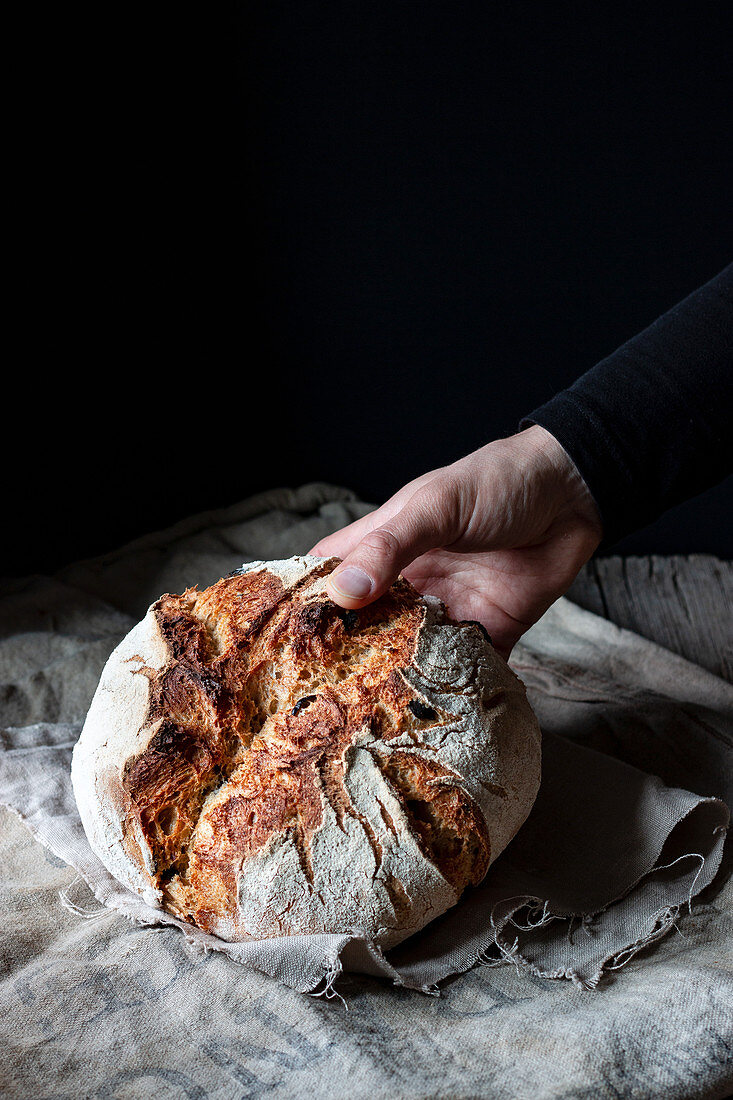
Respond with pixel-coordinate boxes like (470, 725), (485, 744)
(71, 555), (541, 949)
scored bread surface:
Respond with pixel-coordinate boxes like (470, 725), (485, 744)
(72, 555), (541, 949)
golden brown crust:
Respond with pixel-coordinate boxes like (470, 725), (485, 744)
(118, 558), (492, 935)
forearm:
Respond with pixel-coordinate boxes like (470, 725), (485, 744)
(521, 264), (733, 547)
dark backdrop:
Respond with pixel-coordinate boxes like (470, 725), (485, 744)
(7, 3), (732, 576)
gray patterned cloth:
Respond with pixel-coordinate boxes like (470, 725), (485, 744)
(1, 483), (732, 1099)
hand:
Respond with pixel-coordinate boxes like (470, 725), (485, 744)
(309, 426), (603, 660)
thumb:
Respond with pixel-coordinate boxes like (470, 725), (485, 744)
(325, 486), (453, 608)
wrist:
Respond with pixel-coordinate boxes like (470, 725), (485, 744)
(512, 425), (604, 537)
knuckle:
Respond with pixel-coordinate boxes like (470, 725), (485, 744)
(410, 482), (444, 516)
(359, 525), (402, 560)
(411, 479), (462, 536)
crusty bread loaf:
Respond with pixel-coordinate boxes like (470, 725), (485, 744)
(71, 556), (541, 949)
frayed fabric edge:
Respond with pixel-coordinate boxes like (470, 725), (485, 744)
(58, 874), (112, 921)
(51, 871), (689, 998)
(309, 959), (348, 1008)
(476, 852), (710, 992)
(6, 797), (722, 1000)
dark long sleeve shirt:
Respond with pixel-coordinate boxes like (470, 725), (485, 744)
(521, 264), (733, 548)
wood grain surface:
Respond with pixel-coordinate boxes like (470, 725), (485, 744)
(569, 554), (732, 682)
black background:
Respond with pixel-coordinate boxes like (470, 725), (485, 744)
(6, 3), (732, 576)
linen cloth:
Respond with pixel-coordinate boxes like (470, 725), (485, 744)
(1, 483), (732, 1098)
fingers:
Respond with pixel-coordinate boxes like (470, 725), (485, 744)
(325, 484), (457, 609)
(309, 509), (384, 560)
(308, 468), (446, 559)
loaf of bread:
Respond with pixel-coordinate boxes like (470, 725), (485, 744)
(71, 556), (541, 949)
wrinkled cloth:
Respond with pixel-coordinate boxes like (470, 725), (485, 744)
(1, 483), (732, 1098)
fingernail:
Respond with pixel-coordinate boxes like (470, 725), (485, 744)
(330, 566), (373, 600)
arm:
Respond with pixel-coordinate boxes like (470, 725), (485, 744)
(312, 265), (733, 656)
(522, 264), (733, 547)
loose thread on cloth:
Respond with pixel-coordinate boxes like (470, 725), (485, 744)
(662, 852), (706, 913)
(58, 875), (109, 921)
(604, 906), (682, 972)
(566, 913), (596, 944)
(309, 960), (349, 1009)
(472, 850), (712, 993)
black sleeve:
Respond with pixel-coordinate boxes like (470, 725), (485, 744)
(520, 264), (733, 548)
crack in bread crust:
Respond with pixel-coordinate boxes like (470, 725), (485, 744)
(119, 559), (492, 937)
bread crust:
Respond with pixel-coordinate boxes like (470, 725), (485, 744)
(72, 556), (541, 948)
